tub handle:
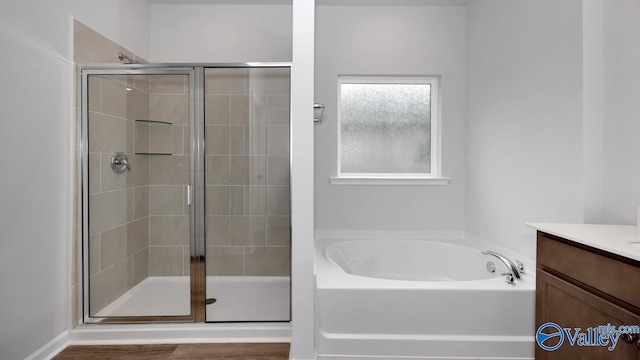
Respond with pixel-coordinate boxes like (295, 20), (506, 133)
(502, 273), (516, 286)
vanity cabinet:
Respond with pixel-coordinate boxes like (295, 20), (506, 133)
(536, 232), (640, 359)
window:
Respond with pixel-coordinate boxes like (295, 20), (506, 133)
(332, 76), (449, 185)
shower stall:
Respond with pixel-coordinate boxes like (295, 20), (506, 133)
(80, 64), (291, 323)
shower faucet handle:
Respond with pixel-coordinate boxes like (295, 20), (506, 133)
(111, 152), (131, 173)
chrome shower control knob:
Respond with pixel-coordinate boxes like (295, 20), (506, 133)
(111, 152), (131, 173)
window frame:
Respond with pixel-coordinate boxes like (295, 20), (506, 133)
(332, 75), (449, 186)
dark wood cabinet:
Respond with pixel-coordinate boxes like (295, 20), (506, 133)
(536, 232), (640, 359)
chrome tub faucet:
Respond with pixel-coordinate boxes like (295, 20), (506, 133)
(482, 250), (523, 285)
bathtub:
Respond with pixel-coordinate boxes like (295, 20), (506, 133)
(315, 234), (536, 360)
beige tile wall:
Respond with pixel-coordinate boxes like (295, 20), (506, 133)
(75, 21), (292, 321)
(74, 20), (148, 321)
(147, 75), (191, 277)
(87, 74), (151, 314)
(204, 68), (291, 277)
(87, 73), (191, 313)
(74, 21), (138, 65)
(77, 22), (192, 316)
(77, 27), (191, 315)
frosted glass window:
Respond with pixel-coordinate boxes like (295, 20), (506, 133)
(339, 78), (438, 175)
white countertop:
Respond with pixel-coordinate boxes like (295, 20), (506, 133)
(527, 223), (640, 262)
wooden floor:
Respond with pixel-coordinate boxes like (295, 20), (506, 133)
(52, 343), (290, 360)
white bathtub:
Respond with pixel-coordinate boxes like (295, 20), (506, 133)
(315, 235), (536, 360)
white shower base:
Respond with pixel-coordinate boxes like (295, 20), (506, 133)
(96, 276), (290, 322)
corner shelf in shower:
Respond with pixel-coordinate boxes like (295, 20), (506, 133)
(134, 119), (173, 125)
(134, 120), (174, 156)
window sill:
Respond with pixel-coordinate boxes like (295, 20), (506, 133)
(329, 176), (451, 186)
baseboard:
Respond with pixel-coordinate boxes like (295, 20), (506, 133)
(24, 331), (70, 360)
(22, 324), (291, 358)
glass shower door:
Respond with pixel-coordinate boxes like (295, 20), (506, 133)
(81, 64), (291, 324)
(82, 69), (196, 321)
(203, 67), (291, 322)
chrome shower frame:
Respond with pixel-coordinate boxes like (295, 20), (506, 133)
(78, 62), (292, 324)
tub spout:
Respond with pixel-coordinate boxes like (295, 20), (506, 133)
(481, 250), (521, 284)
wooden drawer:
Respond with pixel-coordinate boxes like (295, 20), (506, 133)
(536, 270), (640, 359)
(537, 232), (640, 312)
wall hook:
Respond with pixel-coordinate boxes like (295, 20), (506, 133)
(314, 103), (326, 123)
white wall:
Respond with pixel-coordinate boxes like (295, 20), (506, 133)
(602, 0), (640, 225)
(290, 3), (316, 359)
(583, 0), (605, 224)
(314, 5), (467, 231)
(150, 4), (292, 62)
(465, 0), (584, 259)
(0, 1), (149, 359)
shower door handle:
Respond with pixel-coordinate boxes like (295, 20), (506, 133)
(187, 185), (192, 206)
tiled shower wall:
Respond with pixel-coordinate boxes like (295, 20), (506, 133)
(87, 74), (151, 314)
(75, 21), (292, 318)
(73, 21), (149, 318)
(204, 68), (291, 277)
(87, 74), (192, 313)
(146, 75), (190, 277)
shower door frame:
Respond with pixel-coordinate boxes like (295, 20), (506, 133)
(79, 63), (293, 324)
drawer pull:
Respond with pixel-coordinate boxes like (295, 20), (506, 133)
(621, 332), (637, 344)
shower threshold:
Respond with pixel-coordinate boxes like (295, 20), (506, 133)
(94, 276), (290, 322)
